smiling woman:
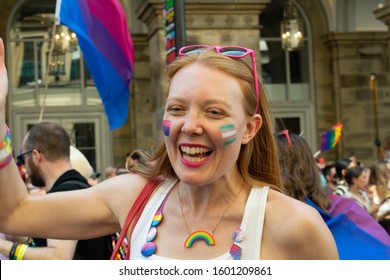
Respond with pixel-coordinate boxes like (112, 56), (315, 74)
(0, 40), (338, 260)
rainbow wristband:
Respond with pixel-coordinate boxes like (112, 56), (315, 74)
(0, 124), (12, 169)
(0, 153), (12, 169)
(16, 244), (28, 260)
(13, 243), (23, 260)
(0, 125), (10, 149)
(0, 142), (11, 161)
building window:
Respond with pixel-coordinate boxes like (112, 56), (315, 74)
(9, 13), (101, 108)
(260, 0), (310, 102)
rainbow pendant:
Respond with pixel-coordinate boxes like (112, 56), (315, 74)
(184, 230), (216, 248)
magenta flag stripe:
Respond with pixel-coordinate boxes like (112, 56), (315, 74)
(85, 0), (134, 63)
(78, 0), (134, 83)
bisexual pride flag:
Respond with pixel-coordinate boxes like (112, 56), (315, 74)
(55, 0), (134, 129)
(320, 122), (343, 152)
(306, 195), (390, 259)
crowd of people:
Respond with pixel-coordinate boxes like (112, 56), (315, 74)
(320, 157), (390, 235)
(275, 131), (390, 258)
(0, 39), (388, 260)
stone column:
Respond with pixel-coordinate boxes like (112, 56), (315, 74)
(374, 1), (390, 160)
(136, 0), (270, 137)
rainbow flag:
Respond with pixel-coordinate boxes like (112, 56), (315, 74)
(320, 122), (343, 152)
(306, 195), (390, 259)
(55, 0), (134, 130)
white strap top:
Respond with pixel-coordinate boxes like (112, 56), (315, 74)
(130, 178), (269, 260)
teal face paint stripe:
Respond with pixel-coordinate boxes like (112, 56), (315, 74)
(220, 124), (235, 130)
(224, 137), (236, 146)
(220, 124), (237, 146)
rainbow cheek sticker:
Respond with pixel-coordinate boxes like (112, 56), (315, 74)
(163, 120), (172, 136)
(184, 230), (216, 248)
(220, 124), (237, 146)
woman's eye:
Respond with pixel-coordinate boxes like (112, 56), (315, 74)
(167, 106), (184, 114)
(208, 109), (224, 117)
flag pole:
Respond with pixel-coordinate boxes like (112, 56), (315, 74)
(313, 150), (321, 158)
(369, 73), (383, 160)
(39, 20), (57, 123)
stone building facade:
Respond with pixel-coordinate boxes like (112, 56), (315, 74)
(0, 0), (389, 171)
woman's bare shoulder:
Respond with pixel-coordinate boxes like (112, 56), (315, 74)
(262, 190), (338, 259)
(90, 174), (156, 224)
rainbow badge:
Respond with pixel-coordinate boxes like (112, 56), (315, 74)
(163, 120), (172, 136)
(184, 230), (216, 248)
(220, 124), (236, 146)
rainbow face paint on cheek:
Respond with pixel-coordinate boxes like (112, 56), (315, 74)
(220, 124), (237, 146)
(162, 120), (172, 136)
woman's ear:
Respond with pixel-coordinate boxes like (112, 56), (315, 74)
(242, 114), (262, 145)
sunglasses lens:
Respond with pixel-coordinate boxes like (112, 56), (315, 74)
(180, 45), (208, 56)
(219, 47), (247, 57)
(16, 156), (24, 166)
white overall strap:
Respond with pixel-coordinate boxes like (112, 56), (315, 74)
(239, 186), (269, 260)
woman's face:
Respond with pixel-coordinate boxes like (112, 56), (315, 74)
(353, 169), (370, 192)
(163, 63), (260, 185)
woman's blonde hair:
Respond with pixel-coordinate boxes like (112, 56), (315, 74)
(370, 160), (390, 202)
(135, 48), (281, 191)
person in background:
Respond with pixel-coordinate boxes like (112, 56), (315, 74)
(0, 41), (337, 260)
(0, 122), (113, 260)
(334, 158), (357, 196)
(344, 166), (373, 212)
(104, 166), (117, 179)
(69, 145), (93, 181)
(88, 171), (100, 186)
(125, 150), (141, 170)
(125, 149), (151, 171)
(369, 160), (390, 234)
(275, 131), (390, 259)
(322, 163), (338, 195)
(315, 157), (328, 189)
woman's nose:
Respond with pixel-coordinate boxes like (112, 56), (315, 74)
(181, 112), (203, 135)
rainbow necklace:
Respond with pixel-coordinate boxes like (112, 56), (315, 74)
(140, 187), (174, 257)
(178, 183), (243, 248)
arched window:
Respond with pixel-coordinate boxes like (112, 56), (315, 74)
(259, 0), (317, 148)
(9, 10), (101, 107)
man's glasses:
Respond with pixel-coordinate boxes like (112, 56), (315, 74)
(178, 45), (260, 114)
(16, 150), (34, 166)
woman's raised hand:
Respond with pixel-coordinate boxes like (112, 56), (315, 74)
(0, 38), (9, 109)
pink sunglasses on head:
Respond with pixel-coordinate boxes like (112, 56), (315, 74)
(178, 45), (260, 114)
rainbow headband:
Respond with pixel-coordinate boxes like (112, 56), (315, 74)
(184, 230), (216, 248)
(220, 124), (236, 146)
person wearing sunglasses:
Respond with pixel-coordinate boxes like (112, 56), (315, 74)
(0, 40), (338, 260)
(0, 121), (115, 260)
(322, 163), (338, 195)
